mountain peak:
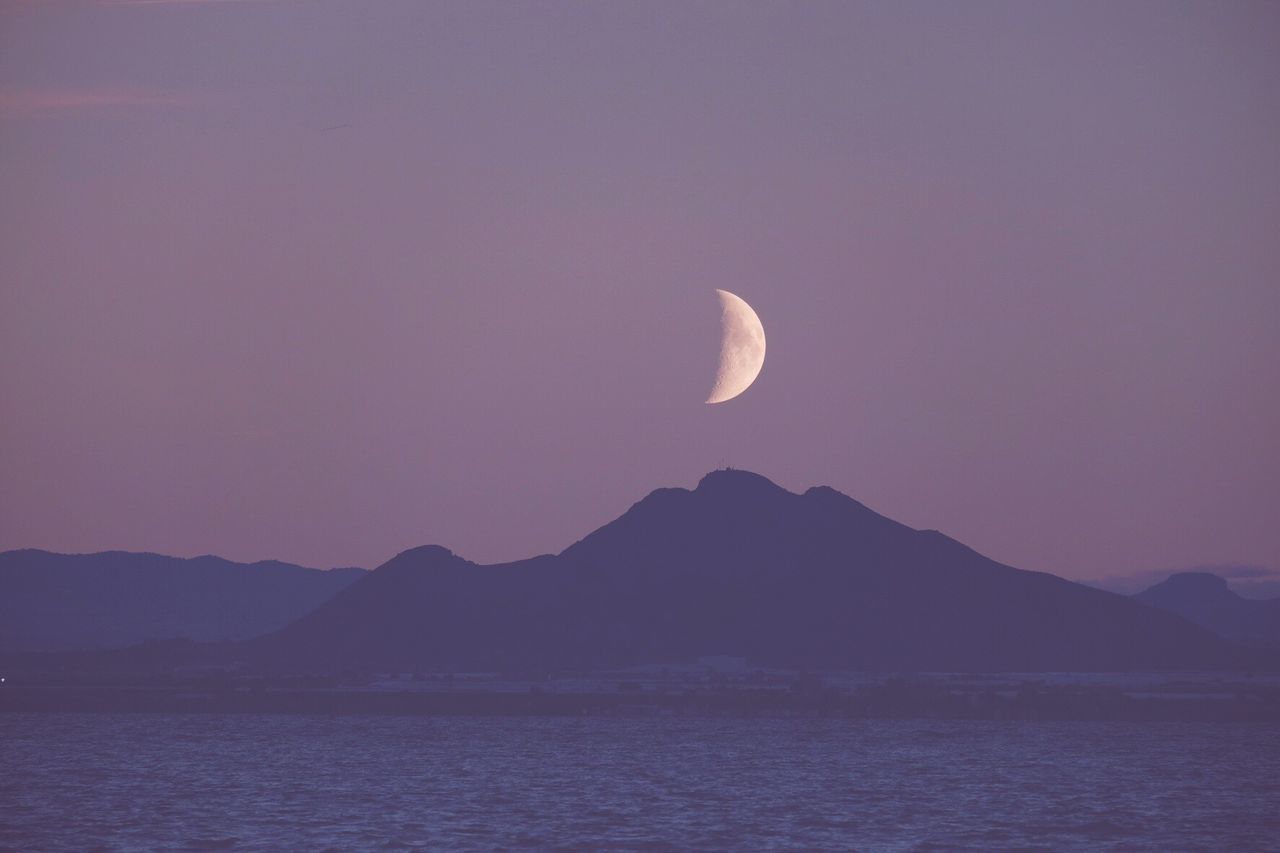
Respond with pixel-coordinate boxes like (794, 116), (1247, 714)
(695, 468), (788, 495)
(1150, 572), (1233, 595)
(389, 544), (457, 564)
(1134, 571), (1280, 648)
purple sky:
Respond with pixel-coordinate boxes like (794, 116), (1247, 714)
(2, 1), (1277, 584)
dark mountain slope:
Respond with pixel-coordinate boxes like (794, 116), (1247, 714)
(254, 470), (1250, 673)
(0, 549), (365, 651)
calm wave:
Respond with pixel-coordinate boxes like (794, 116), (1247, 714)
(3, 714), (1278, 850)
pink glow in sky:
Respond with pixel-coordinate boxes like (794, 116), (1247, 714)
(2, 1), (1277, 582)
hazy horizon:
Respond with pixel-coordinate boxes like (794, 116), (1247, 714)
(4, 466), (1279, 603)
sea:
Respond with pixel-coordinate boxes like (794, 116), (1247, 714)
(3, 714), (1278, 851)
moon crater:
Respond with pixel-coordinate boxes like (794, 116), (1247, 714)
(706, 289), (766, 404)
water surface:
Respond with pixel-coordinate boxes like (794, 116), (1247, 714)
(3, 714), (1278, 850)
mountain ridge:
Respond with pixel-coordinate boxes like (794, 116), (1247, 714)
(0, 549), (365, 652)
(251, 470), (1257, 673)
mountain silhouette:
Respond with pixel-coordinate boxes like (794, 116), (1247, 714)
(1135, 572), (1280, 649)
(0, 549), (365, 652)
(253, 470), (1251, 672)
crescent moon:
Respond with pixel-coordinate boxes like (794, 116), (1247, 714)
(706, 289), (766, 404)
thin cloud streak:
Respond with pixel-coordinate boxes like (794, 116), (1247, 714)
(102, 0), (283, 6)
(0, 87), (185, 114)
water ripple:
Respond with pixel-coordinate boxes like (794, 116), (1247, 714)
(1, 715), (1278, 850)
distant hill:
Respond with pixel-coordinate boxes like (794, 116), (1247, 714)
(1135, 572), (1280, 649)
(0, 550), (365, 651)
(253, 470), (1253, 673)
